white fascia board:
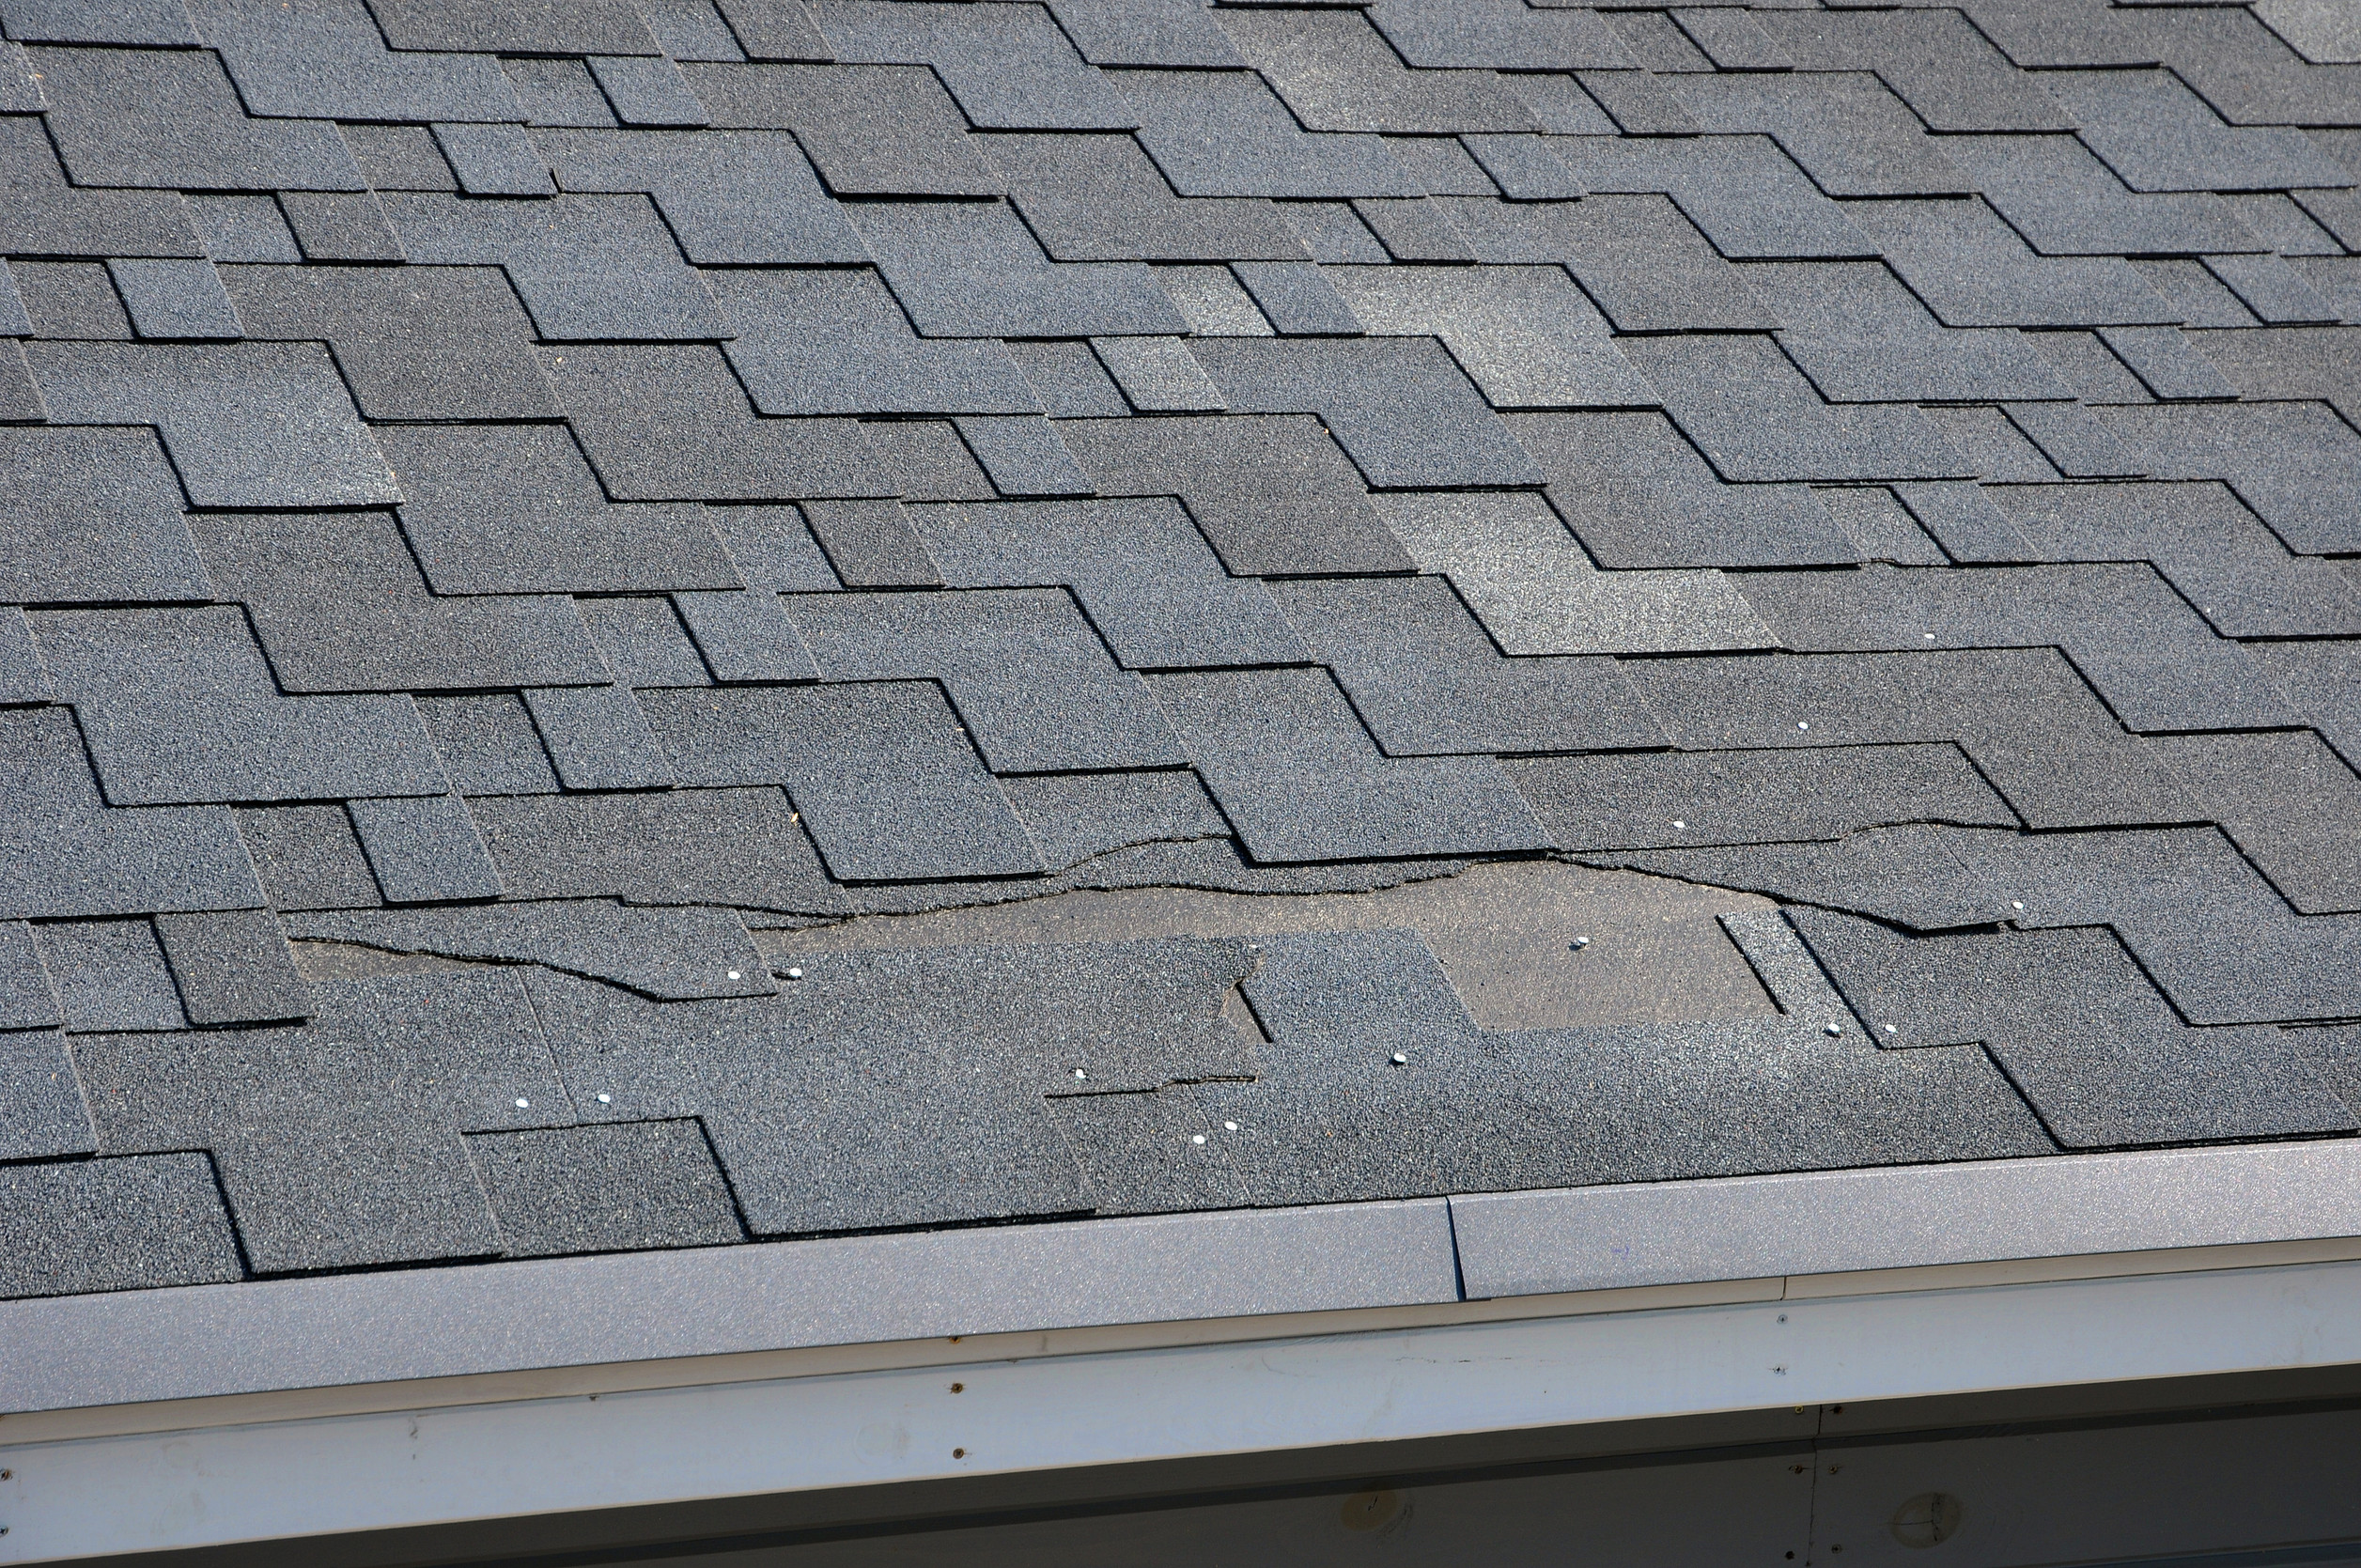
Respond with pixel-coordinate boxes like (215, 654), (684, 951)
(8, 1255), (2361, 1562)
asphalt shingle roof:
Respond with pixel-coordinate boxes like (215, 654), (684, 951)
(5, 0), (2361, 1302)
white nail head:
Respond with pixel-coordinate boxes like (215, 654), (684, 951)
(785, 967), (803, 979)
(1672, 819), (1686, 829)
(727, 970), (740, 980)
(1223, 1121), (1238, 1131)
(1191, 1134), (1206, 1145)
(514, 1097), (529, 1109)
(1073, 1068), (1087, 1079)
(1390, 1051), (1408, 1064)
(1824, 1023), (1841, 1036)
(2012, 901), (2025, 910)
(1797, 721), (1810, 730)
(596, 1093), (612, 1104)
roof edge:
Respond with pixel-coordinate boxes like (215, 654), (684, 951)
(6, 1140), (2359, 1427)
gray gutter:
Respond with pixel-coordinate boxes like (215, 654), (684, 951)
(8, 1140), (2361, 1419)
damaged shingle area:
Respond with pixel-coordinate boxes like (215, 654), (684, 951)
(7, 0), (2361, 1301)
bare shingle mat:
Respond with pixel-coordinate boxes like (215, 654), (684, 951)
(8, 0), (2361, 1301)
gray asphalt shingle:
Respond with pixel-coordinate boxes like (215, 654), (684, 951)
(12, 5), (2361, 1302)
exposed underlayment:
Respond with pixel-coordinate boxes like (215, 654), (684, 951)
(763, 861), (1780, 1032)
(6, 0), (2361, 1307)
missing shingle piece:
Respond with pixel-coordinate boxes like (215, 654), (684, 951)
(762, 859), (1777, 1032)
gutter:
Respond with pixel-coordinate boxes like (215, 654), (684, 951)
(6, 1139), (2361, 1560)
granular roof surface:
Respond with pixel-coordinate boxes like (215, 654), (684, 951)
(4, 0), (2361, 1302)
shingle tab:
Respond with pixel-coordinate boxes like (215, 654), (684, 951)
(1147, 667), (1546, 862)
(2096, 401), (2361, 553)
(521, 686), (675, 793)
(1191, 335), (1543, 489)
(0, 427), (210, 604)
(382, 0), (652, 52)
(1747, 262), (2074, 406)
(1790, 909), (2353, 1148)
(276, 192), (406, 263)
(36, 917), (187, 1032)
(2043, 69), (2353, 193)
(1441, 194), (1778, 334)
(1672, 73), (1967, 196)
(1560, 134), (1874, 260)
(189, 511), (613, 694)
(348, 794), (504, 904)
(105, 258), (242, 341)
(672, 589), (819, 684)
(0, 1027), (91, 1161)
(0, 920), (62, 1032)
(419, 694), (562, 797)
(0, 1156), (242, 1300)
(847, 199), (1186, 340)
(1219, 7), (1539, 135)
(221, 265), (558, 422)
(1325, 265), (1654, 410)
(817, 0), (1136, 131)
(1758, 8), (2073, 132)
(469, 1121), (745, 1256)
(1368, 0), (1631, 70)
(642, 681), (1043, 880)
(541, 345), (884, 502)
(474, 786), (847, 912)
(383, 194), (722, 340)
(75, 971), (567, 1273)
(1058, 414), (1410, 576)
(1119, 69), (1422, 199)
(986, 132), (1306, 263)
(911, 498), (1304, 669)
(0, 117), (201, 261)
(1514, 411), (1855, 569)
(31, 608), (451, 807)
(587, 55), (712, 129)
(1377, 489), (1775, 656)
(710, 263), (1046, 415)
(1941, 135), (2260, 257)
(152, 908), (310, 1026)
(33, 45), (365, 192)
(536, 129), (862, 264)
(27, 340), (398, 509)
(787, 589), (1182, 773)
(379, 424), (740, 597)
(685, 62), (1005, 196)
(1272, 575), (1664, 755)
(1846, 199), (2174, 329)
(1525, 744), (2012, 852)
(189, 0), (525, 122)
